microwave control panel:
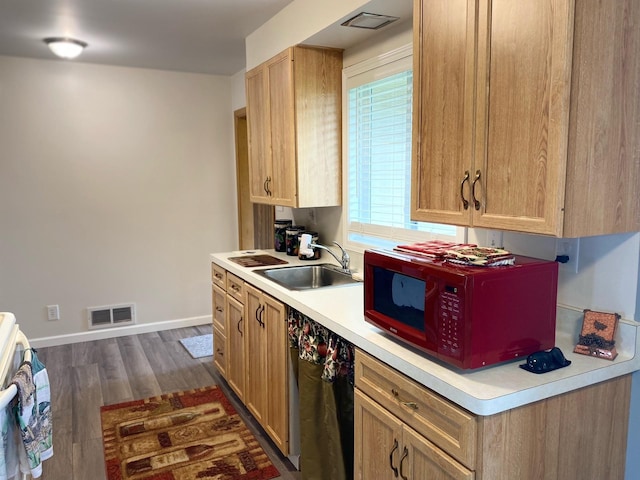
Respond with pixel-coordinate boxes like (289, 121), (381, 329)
(438, 285), (463, 359)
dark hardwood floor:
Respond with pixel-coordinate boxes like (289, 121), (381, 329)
(35, 324), (301, 480)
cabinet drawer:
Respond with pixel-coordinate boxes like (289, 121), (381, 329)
(226, 273), (245, 303)
(213, 326), (226, 378)
(355, 349), (477, 469)
(211, 263), (226, 289)
(212, 284), (226, 333)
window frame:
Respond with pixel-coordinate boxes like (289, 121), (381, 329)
(341, 44), (466, 254)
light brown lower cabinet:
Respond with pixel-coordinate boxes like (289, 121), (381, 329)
(225, 294), (245, 401)
(355, 389), (473, 480)
(211, 263), (290, 457)
(355, 349), (631, 480)
(244, 283), (289, 455)
(212, 325), (226, 378)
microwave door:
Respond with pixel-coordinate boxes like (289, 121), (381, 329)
(386, 272), (438, 352)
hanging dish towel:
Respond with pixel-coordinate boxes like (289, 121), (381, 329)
(11, 350), (53, 479)
(0, 400), (21, 480)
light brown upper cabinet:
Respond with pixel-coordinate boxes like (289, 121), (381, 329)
(411, 0), (640, 237)
(245, 45), (343, 208)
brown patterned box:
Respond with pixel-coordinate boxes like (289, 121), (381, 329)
(574, 309), (620, 360)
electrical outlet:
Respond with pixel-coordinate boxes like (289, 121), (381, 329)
(555, 238), (580, 274)
(487, 230), (503, 248)
(47, 304), (60, 321)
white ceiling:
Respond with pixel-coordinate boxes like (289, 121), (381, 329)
(0, 0), (413, 76)
(0, 0), (295, 75)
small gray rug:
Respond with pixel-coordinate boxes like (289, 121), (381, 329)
(179, 334), (213, 358)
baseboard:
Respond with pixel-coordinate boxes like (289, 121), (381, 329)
(29, 315), (212, 348)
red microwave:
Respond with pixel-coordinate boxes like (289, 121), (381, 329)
(364, 249), (558, 369)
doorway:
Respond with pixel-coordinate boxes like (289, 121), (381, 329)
(234, 108), (274, 250)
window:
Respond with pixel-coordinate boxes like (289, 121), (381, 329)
(343, 45), (465, 251)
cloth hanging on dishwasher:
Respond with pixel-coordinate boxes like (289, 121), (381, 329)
(0, 396), (21, 480)
(288, 308), (354, 480)
(10, 350), (53, 479)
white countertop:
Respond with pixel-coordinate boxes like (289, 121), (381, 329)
(210, 249), (640, 416)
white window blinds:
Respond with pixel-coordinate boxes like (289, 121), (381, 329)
(343, 45), (463, 250)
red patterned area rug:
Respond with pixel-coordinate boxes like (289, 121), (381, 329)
(100, 385), (279, 480)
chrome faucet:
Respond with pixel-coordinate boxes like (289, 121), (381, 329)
(299, 234), (351, 274)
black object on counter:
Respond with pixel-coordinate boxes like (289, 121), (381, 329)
(285, 225), (306, 256)
(274, 219), (292, 252)
(519, 347), (571, 374)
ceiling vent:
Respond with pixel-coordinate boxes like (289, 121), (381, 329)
(88, 303), (136, 329)
(341, 12), (399, 30)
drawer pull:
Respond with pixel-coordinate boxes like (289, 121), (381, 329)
(391, 388), (418, 410)
(389, 438), (399, 478)
(230, 284), (240, 292)
(215, 307), (223, 313)
(216, 348), (223, 356)
(399, 446), (409, 480)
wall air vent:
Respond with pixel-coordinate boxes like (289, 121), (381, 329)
(88, 303), (136, 329)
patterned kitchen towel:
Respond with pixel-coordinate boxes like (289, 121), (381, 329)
(11, 350), (53, 479)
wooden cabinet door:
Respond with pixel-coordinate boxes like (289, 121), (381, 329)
(263, 294), (289, 454)
(412, 0), (573, 236)
(471, 0), (573, 235)
(402, 426), (474, 480)
(213, 326), (226, 378)
(246, 65), (272, 203)
(266, 49), (297, 207)
(212, 284), (225, 333)
(244, 284), (267, 425)
(354, 389), (403, 480)
(411, 0), (477, 226)
(226, 295), (245, 401)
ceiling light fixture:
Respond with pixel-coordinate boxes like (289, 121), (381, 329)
(341, 12), (399, 30)
(43, 37), (88, 59)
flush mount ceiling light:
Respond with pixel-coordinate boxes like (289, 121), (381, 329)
(43, 37), (88, 59)
(341, 12), (399, 30)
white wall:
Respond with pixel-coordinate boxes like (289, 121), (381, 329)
(231, 69), (247, 112)
(245, 0), (371, 69)
(0, 55), (238, 339)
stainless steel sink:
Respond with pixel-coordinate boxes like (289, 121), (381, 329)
(254, 264), (360, 290)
